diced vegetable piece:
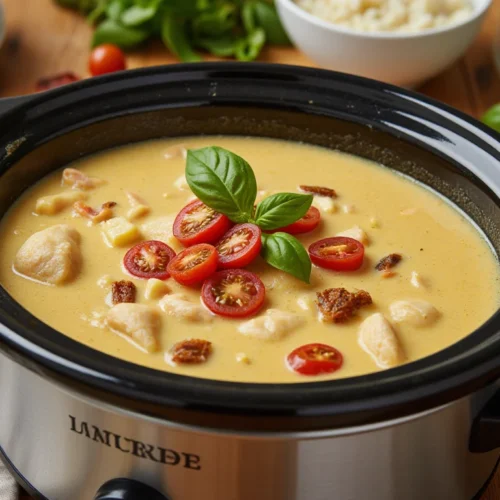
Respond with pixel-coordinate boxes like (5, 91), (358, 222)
(35, 191), (87, 215)
(144, 278), (170, 300)
(101, 216), (140, 247)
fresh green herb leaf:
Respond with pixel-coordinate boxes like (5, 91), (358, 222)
(161, 13), (202, 62)
(87, 0), (109, 24)
(482, 104), (500, 133)
(92, 18), (149, 47)
(106, 0), (127, 21)
(261, 232), (311, 283)
(250, 1), (290, 45)
(241, 1), (256, 32)
(192, 4), (237, 38)
(186, 146), (257, 223)
(121, 2), (160, 26)
(235, 28), (265, 61)
(254, 193), (312, 230)
(195, 36), (238, 56)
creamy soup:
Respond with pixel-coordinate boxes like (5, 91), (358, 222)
(0, 137), (498, 383)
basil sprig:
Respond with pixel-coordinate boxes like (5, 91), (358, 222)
(186, 146), (312, 282)
(255, 192), (312, 230)
(261, 233), (311, 283)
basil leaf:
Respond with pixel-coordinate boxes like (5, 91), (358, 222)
(482, 104), (500, 133)
(106, 0), (127, 21)
(87, 0), (109, 24)
(235, 28), (265, 61)
(92, 18), (149, 47)
(241, 1), (256, 32)
(254, 193), (312, 230)
(186, 146), (257, 223)
(251, 1), (291, 45)
(161, 13), (202, 62)
(121, 3), (160, 26)
(195, 36), (238, 57)
(261, 232), (311, 283)
(192, 4), (237, 38)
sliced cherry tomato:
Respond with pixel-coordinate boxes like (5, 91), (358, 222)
(271, 206), (321, 235)
(36, 72), (79, 92)
(216, 223), (262, 269)
(173, 200), (231, 247)
(167, 244), (218, 286)
(201, 269), (265, 318)
(89, 44), (126, 76)
(308, 236), (364, 271)
(287, 343), (343, 376)
(124, 240), (175, 280)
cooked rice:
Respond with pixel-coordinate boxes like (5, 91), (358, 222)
(294, 0), (473, 33)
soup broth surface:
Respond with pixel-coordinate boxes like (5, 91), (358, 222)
(0, 137), (498, 383)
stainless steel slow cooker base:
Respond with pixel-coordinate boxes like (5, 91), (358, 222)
(0, 353), (498, 500)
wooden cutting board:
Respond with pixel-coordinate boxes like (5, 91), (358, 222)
(0, 0), (498, 499)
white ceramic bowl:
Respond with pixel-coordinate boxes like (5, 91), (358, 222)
(276, 0), (491, 88)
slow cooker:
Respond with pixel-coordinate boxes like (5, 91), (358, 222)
(0, 63), (498, 500)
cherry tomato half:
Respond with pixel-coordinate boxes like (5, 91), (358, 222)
(124, 240), (176, 280)
(308, 236), (364, 271)
(167, 244), (218, 286)
(272, 206), (321, 235)
(36, 72), (79, 92)
(216, 223), (262, 269)
(201, 269), (265, 318)
(89, 44), (126, 76)
(287, 343), (343, 376)
(173, 200), (231, 247)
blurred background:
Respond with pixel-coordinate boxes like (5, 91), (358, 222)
(0, 0), (498, 122)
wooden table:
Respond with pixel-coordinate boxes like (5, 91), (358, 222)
(1, 0), (499, 498)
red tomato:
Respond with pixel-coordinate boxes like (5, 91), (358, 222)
(201, 269), (265, 318)
(272, 206), (321, 235)
(287, 343), (343, 376)
(308, 237), (364, 271)
(36, 72), (79, 92)
(124, 241), (176, 280)
(89, 44), (126, 76)
(216, 223), (262, 269)
(173, 200), (231, 247)
(167, 244), (218, 286)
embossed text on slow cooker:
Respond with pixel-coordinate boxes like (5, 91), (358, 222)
(69, 415), (201, 470)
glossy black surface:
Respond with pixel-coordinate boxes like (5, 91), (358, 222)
(0, 63), (499, 431)
(95, 479), (167, 500)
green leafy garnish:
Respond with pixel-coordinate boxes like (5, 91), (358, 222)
(261, 232), (311, 283)
(482, 104), (500, 134)
(186, 147), (257, 223)
(56, 0), (291, 62)
(186, 146), (312, 282)
(254, 192), (312, 230)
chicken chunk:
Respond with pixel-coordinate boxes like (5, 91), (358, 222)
(35, 191), (87, 215)
(358, 313), (405, 369)
(313, 196), (337, 214)
(159, 293), (213, 322)
(62, 168), (104, 190)
(14, 225), (81, 285)
(238, 309), (305, 341)
(126, 192), (150, 221)
(106, 303), (161, 353)
(389, 299), (439, 327)
(336, 225), (368, 244)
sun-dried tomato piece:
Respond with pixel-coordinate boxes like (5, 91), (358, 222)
(316, 287), (372, 323)
(171, 339), (212, 364)
(111, 280), (136, 304)
(375, 253), (402, 271)
(36, 72), (79, 92)
(299, 185), (337, 198)
(73, 201), (116, 223)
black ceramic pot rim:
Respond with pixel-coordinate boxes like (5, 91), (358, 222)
(0, 63), (499, 431)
